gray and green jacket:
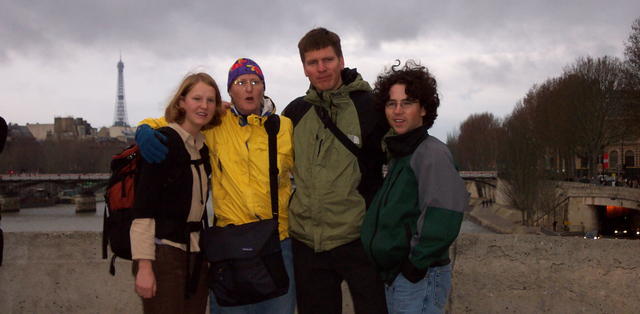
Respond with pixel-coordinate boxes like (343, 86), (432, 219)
(361, 126), (469, 282)
(282, 68), (387, 252)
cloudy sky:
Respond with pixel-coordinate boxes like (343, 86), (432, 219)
(1, 0), (638, 140)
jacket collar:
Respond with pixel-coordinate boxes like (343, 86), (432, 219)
(230, 96), (276, 126)
(384, 125), (429, 158)
(167, 122), (205, 150)
(304, 68), (372, 106)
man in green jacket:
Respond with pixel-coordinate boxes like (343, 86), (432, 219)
(282, 28), (388, 314)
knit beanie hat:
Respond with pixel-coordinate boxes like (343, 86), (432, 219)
(227, 58), (265, 91)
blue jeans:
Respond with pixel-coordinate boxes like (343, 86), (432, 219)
(385, 263), (452, 314)
(209, 238), (296, 314)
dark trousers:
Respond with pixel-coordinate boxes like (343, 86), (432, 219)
(133, 245), (209, 314)
(0, 227), (3, 266)
(292, 238), (387, 314)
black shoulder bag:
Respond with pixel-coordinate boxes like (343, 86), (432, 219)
(201, 114), (289, 306)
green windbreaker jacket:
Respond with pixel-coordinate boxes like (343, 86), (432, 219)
(283, 68), (387, 252)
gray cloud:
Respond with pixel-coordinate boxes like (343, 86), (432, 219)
(1, 0), (639, 139)
(3, 0), (637, 61)
(1, 0), (633, 60)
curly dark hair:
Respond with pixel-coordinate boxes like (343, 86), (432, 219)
(373, 60), (439, 129)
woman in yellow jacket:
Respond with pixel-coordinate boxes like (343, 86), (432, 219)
(135, 58), (295, 314)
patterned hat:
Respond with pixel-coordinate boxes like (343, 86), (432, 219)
(227, 58), (265, 91)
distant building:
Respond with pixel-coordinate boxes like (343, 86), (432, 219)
(51, 117), (97, 140)
(603, 138), (640, 178)
(6, 123), (35, 140)
(563, 137), (640, 179)
(98, 125), (136, 142)
(25, 123), (54, 141)
(7, 116), (133, 143)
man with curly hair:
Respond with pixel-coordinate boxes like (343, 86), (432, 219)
(360, 60), (469, 314)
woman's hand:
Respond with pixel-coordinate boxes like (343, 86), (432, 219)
(135, 259), (157, 298)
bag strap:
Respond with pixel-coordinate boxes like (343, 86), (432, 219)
(101, 204), (108, 259)
(186, 157), (210, 298)
(313, 105), (361, 159)
(264, 115), (281, 223)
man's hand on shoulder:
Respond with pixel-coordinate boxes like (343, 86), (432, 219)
(135, 124), (168, 163)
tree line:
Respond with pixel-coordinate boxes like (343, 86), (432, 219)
(0, 136), (131, 174)
(447, 17), (640, 226)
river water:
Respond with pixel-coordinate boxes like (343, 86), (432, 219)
(1, 202), (492, 233)
(1, 202), (107, 232)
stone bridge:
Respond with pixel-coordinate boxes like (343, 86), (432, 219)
(0, 173), (109, 182)
(559, 182), (640, 210)
(0, 173), (109, 213)
(557, 182), (640, 234)
(463, 177), (640, 234)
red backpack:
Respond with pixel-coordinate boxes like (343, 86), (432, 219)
(102, 144), (140, 275)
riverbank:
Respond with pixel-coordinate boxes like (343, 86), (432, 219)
(467, 199), (540, 234)
(2, 231), (639, 313)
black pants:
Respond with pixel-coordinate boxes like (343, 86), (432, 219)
(292, 238), (387, 314)
(0, 227), (3, 266)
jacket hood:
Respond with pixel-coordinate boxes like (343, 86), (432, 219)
(230, 96), (276, 126)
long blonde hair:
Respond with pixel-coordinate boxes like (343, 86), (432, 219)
(164, 72), (223, 130)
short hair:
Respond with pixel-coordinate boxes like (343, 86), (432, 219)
(297, 27), (343, 63)
(164, 72), (223, 130)
(373, 60), (439, 129)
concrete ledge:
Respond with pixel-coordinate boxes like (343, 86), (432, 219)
(0, 232), (140, 313)
(467, 202), (535, 234)
(451, 233), (640, 313)
(2, 232), (639, 313)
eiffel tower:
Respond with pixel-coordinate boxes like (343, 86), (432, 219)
(113, 55), (129, 127)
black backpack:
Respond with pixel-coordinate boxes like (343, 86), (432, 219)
(102, 144), (140, 275)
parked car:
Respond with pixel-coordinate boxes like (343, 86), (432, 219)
(613, 228), (640, 239)
(584, 230), (600, 240)
(57, 189), (77, 204)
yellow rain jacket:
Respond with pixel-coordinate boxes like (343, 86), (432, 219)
(140, 97), (294, 239)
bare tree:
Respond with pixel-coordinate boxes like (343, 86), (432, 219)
(563, 56), (627, 177)
(0, 137), (44, 173)
(0, 137), (130, 174)
(451, 112), (501, 171)
(498, 101), (546, 226)
(526, 57), (627, 178)
(624, 17), (640, 79)
(446, 130), (460, 167)
(623, 17), (640, 137)
(526, 79), (577, 178)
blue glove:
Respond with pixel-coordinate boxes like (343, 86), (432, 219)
(135, 124), (168, 163)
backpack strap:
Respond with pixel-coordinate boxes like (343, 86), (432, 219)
(184, 150), (210, 298)
(102, 204), (108, 259)
(264, 115), (281, 222)
(313, 105), (361, 159)
(282, 97), (312, 127)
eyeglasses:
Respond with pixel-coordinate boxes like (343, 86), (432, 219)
(384, 99), (419, 109)
(233, 79), (263, 87)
